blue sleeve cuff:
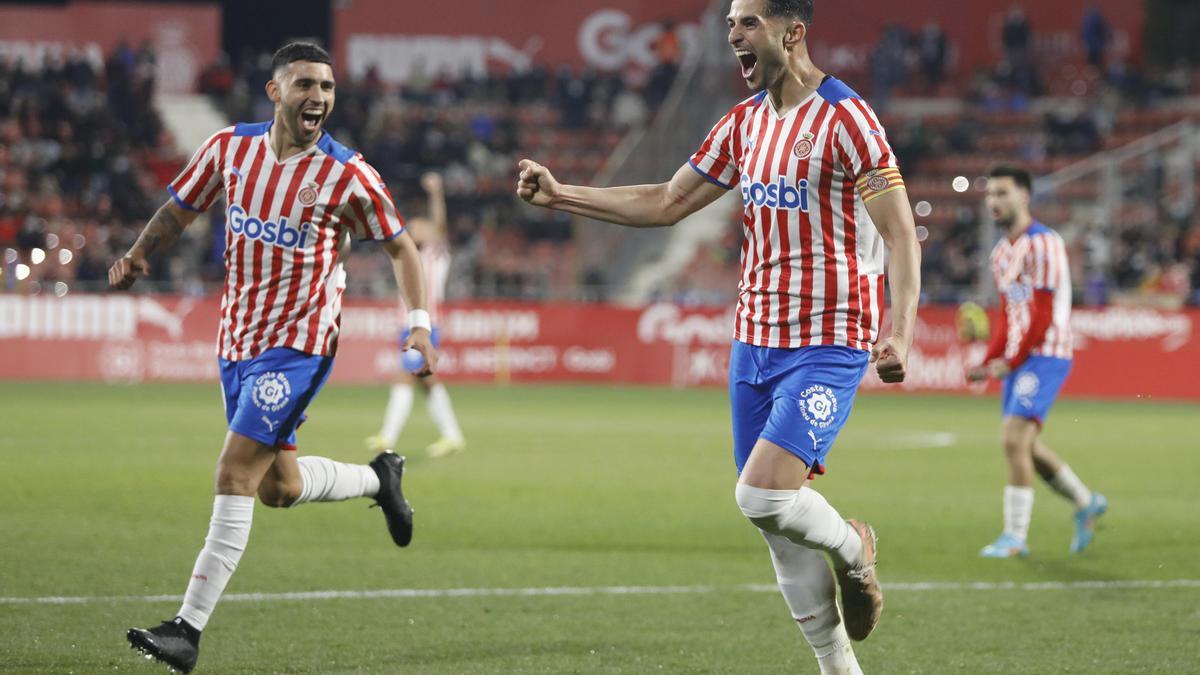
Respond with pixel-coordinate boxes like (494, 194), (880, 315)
(167, 186), (202, 212)
(358, 225), (406, 243)
(688, 161), (734, 190)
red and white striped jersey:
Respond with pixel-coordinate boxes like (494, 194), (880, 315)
(989, 221), (1073, 360)
(690, 77), (901, 350)
(169, 121), (405, 360)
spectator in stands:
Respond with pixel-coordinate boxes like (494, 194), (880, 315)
(1081, 6), (1112, 69)
(869, 24), (909, 111)
(917, 21), (948, 94)
(1001, 6), (1032, 65)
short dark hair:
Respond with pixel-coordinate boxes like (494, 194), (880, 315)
(989, 165), (1033, 192)
(271, 42), (332, 73)
(765, 0), (814, 24)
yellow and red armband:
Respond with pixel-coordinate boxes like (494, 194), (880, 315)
(855, 168), (905, 204)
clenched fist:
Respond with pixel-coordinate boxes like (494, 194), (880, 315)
(870, 336), (909, 384)
(516, 159), (561, 208)
(108, 251), (150, 290)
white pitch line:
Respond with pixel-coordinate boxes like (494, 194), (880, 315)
(2, 579), (1198, 606)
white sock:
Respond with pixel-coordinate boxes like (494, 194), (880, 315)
(177, 495), (254, 631)
(426, 383), (464, 443)
(762, 532), (863, 675)
(1003, 485), (1035, 541)
(379, 384), (413, 444)
(735, 484), (864, 570)
(1047, 465), (1092, 510)
(292, 456), (381, 505)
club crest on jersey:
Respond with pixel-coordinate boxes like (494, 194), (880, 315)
(298, 183), (319, 207)
(252, 372), (292, 413)
(740, 175), (811, 211)
(865, 169), (890, 192)
(798, 385), (838, 429)
(227, 204), (311, 248)
(792, 133), (815, 159)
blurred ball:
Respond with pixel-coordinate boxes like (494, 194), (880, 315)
(952, 176), (970, 193)
(955, 301), (990, 343)
(914, 225), (929, 242)
(914, 201), (933, 217)
(400, 348), (426, 372)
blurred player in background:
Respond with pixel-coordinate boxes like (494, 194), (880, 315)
(366, 172), (466, 458)
(108, 42), (436, 674)
(967, 165), (1107, 558)
(518, 1), (922, 672)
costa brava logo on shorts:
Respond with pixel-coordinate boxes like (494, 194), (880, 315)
(252, 372), (292, 412)
(1014, 372), (1040, 399)
(798, 385), (839, 429)
(227, 204), (312, 248)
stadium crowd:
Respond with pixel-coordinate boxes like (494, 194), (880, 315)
(1, 17), (1198, 307)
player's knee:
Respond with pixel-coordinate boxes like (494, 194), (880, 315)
(734, 482), (792, 533)
(215, 467), (260, 497)
(1001, 432), (1025, 456)
(258, 479), (301, 508)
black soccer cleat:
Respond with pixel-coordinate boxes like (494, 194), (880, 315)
(127, 617), (200, 673)
(369, 451), (414, 547)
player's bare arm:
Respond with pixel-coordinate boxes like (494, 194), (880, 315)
(108, 199), (199, 290)
(865, 187), (921, 383)
(421, 172), (448, 238)
(517, 159), (727, 228)
(383, 232), (438, 376)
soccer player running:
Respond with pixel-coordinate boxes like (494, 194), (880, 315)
(366, 171), (466, 458)
(108, 43), (436, 673)
(517, 2), (920, 672)
(967, 166), (1107, 558)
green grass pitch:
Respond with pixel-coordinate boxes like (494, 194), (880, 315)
(1, 382), (1197, 673)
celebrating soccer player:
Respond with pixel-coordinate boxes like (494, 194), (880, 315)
(967, 166), (1107, 559)
(109, 42), (436, 673)
(517, 1), (921, 672)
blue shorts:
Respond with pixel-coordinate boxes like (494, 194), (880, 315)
(1002, 355), (1071, 425)
(219, 347), (334, 450)
(729, 342), (869, 475)
(399, 327), (440, 372)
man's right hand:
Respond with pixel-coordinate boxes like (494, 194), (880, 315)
(517, 159), (561, 208)
(108, 252), (150, 290)
(965, 364), (989, 383)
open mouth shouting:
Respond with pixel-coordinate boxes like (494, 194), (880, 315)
(299, 108), (324, 134)
(736, 49), (758, 80)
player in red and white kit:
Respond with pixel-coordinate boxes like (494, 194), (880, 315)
(108, 43), (436, 674)
(517, 2), (920, 672)
(367, 172), (467, 458)
(967, 165), (1106, 559)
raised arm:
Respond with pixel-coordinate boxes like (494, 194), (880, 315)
(382, 232), (437, 376)
(420, 172), (448, 239)
(516, 159), (728, 228)
(865, 188), (922, 383)
(108, 199), (201, 290)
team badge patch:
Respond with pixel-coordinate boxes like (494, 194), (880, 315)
(252, 371), (292, 412)
(866, 171), (890, 192)
(793, 133), (815, 159)
(798, 385), (839, 429)
(1014, 372), (1040, 399)
(298, 183), (319, 207)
